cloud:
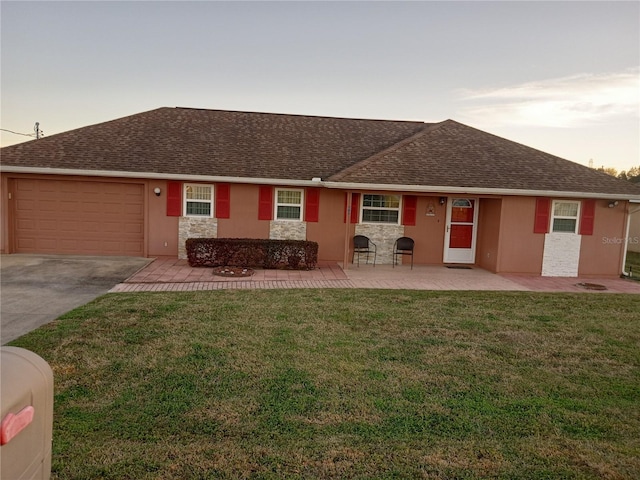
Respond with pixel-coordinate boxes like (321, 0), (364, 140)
(457, 68), (640, 128)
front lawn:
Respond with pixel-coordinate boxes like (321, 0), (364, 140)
(11, 290), (640, 479)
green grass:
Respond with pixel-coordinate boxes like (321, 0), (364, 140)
(626, 250), (640, 280)
(11, 290), (640, 479)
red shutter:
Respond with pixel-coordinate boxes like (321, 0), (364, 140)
(533, 198), (550, 233)
(351, 193), (360, 223)
(215, 183), (231, 219)
(305, 187), (320, 222)
(579, 199), (596, 235)
(402, 195), (417, 226)
(166, 181), (182, 217)
(258, 186), (273, 220)
(344, 193), (360, 223)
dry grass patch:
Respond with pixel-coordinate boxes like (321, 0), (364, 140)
(11, 289), (640, 479)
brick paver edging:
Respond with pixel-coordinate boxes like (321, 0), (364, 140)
(110, 280), (357, 292)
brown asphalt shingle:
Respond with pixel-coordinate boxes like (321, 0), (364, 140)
(0, 107), (425, 181)
(2, 107), (639, 197)
(329, 120), (640, 196)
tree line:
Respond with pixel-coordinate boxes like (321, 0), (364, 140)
(597, 165), (640, 183)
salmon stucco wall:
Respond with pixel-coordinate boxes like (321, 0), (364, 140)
(403, 196), (447, 265)
(494, 197), (545, 274)
(578, 200), (627, 277)
(147, 180), (179, 257)
(217, 183), (270, 239)
(476, 198), (502, 272)
(307, 190), (353, 262)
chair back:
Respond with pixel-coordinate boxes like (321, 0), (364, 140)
(395, 237), (414, 251)
(353, 235), (370, 249)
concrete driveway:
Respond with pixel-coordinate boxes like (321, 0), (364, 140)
(1, 255), (151, 345)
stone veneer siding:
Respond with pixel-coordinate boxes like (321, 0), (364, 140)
(269, 220), (307, 241)
(541, 232), (582, 277)
(178, 217), (218, 259)
(355, 224), (405, 265)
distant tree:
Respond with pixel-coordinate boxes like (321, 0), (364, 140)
(618, 166), (640, 183)
(597, 166), (618, 177)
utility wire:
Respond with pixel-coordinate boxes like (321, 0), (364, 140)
(0, 128), (36, 138)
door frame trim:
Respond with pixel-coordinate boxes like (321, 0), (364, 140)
(443, 197), (479, 264)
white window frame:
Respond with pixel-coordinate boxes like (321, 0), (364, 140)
(275, 188), (304, 221)
(361, 193), (401, 225)
(184, 184), (214, 218)
(551, 200), (580, 234)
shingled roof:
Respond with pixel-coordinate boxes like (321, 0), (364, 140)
(328, 120), (640, 197)
(2, 107), (639, 198)
(0, 107), (425, 181)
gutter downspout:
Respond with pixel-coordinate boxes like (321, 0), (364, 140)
(622, 200), (640, 277)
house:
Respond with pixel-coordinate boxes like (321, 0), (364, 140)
(2, 107), (639, 277)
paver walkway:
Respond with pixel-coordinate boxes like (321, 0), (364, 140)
(110, 257), (640, 293)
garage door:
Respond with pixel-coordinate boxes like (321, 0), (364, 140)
(13, 179), (144, 256)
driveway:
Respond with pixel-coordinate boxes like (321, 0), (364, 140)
(1, 255), (151, 345)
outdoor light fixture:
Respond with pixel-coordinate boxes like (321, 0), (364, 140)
(439, 197), (446, 206)
(608, 200), (619, 208)
(154, 187), (161, 197)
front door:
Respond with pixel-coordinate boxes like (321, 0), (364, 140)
(443, 198), (478, 264)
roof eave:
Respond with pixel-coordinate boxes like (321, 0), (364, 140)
(2, 166), (638, 201)
(0, 166), (325, 188)
(321, 180), (640, 201)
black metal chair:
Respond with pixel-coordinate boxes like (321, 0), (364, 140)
(393, 237), (415, 269)
(352, 235), (377, 267)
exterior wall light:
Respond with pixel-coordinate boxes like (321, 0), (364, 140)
(608, 201), (619, 208)
(439, 197), (447, 205)
(154, 187), (162, 197)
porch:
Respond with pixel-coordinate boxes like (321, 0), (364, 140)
(110, 257), (640, 293)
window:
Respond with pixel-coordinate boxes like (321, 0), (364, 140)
(361, 194), (401, 224)
(551, 200), (579, 233)
(275, 189), (303, 220)
(184, 184), (213, 217)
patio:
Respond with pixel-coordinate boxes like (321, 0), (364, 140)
(110, 257), (640, 294)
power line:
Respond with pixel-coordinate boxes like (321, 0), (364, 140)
(1, 122), (44, 139)
(0, 128), (36, 138)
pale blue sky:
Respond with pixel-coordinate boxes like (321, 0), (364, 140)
(2, 1), (638, 172)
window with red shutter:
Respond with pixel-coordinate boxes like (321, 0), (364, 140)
(166, 181), (182, 217)
(533, 198), (550, 233)
(344, 193), (361, 223)
(215, 183), (230, 219)
(258, 186), (274, 220)
(305, 188), (320, 222)
(402, 195), (417, 226)
(579, 199), (596, 235)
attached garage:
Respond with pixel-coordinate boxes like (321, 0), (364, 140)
(12, 178), (144, 256)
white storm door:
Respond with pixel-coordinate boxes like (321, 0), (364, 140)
(443, 198), (479, 264)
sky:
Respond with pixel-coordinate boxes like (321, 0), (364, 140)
(1, 1), (639, 173)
